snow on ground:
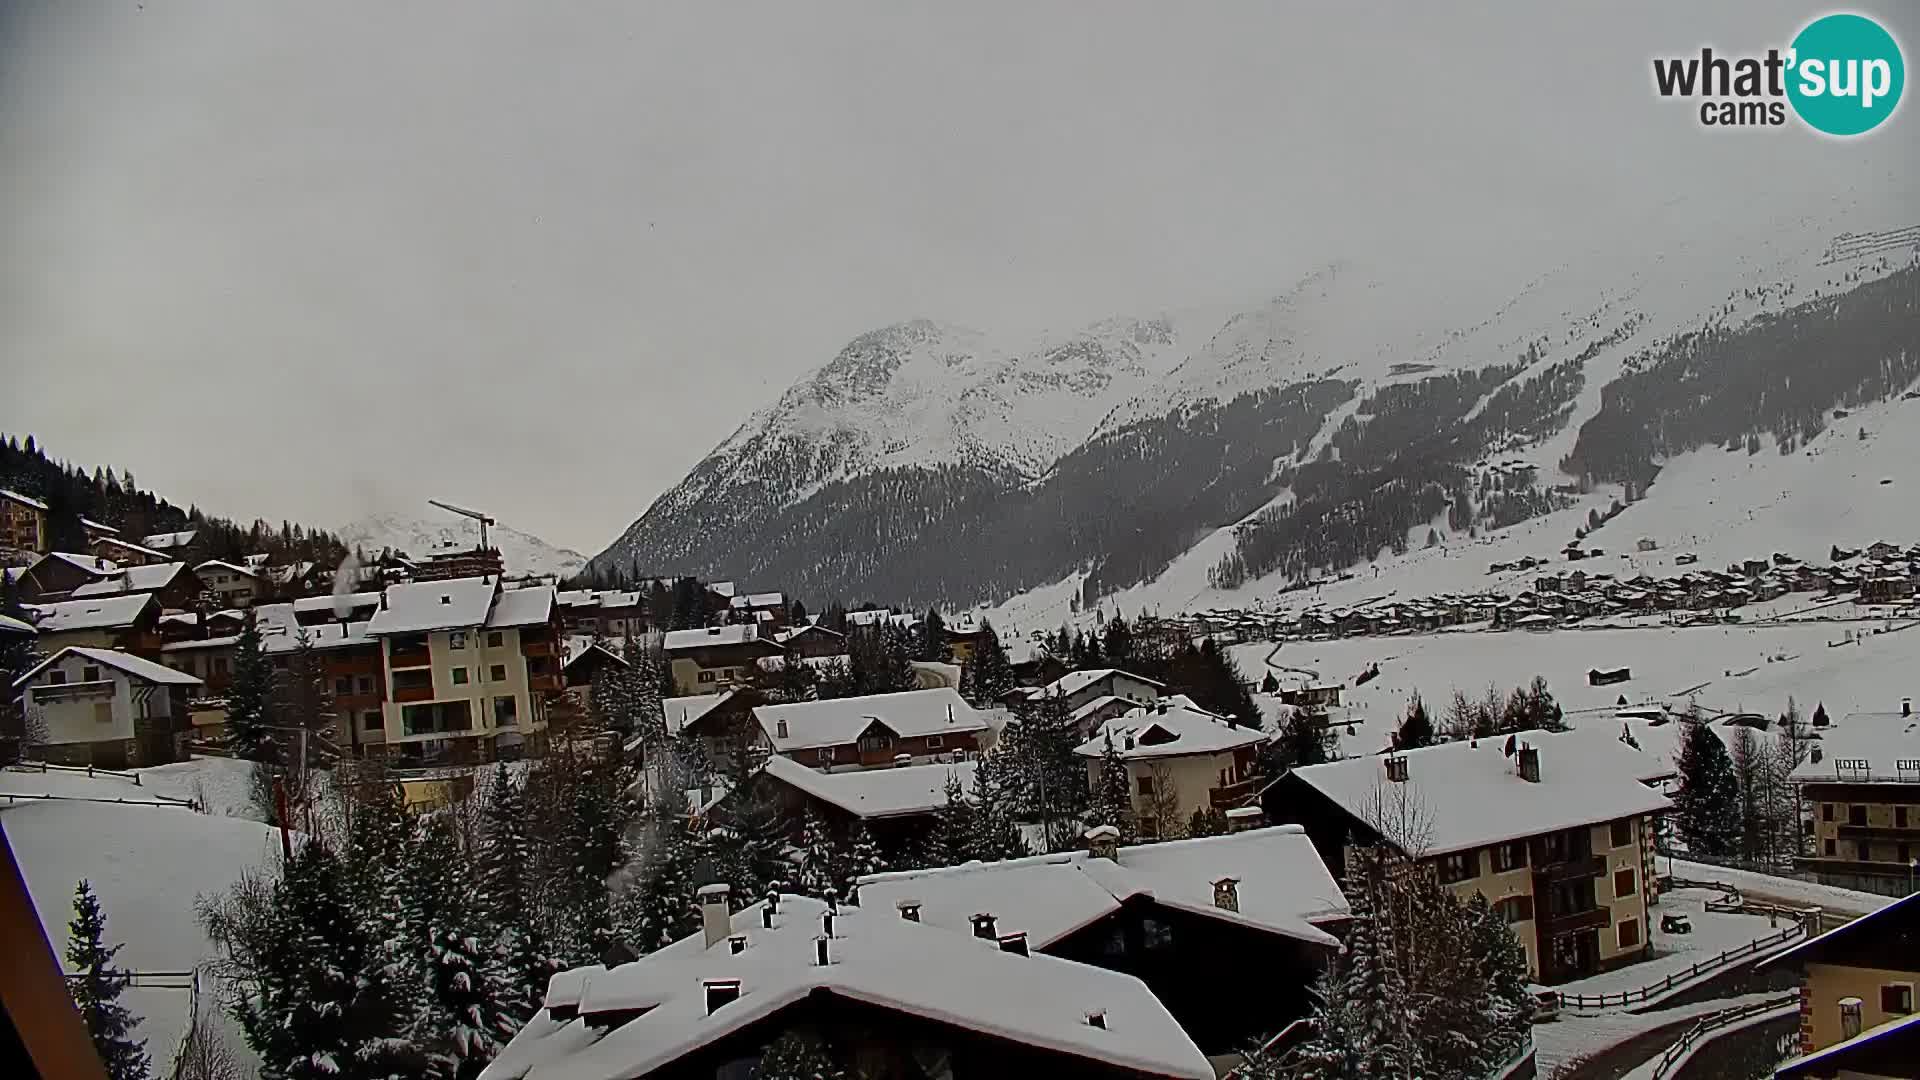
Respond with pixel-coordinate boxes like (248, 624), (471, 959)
(1533, 990), (1788, 1077)
(1, 764), (196, 806)
(1554, 890), (1792, 1002)
(1666, 858), (1895, 918)
(136, 756), (267, 820)
(1226, 618), (1920, 732)
(1617, 998), (1800, 1080)
(6, 798), (280, 1074)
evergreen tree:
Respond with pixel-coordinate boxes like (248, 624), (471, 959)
(1186, 806), (1228, 838)
(1464, 892), (1533, 1066)
(1085, 733), (1137, 844)
(753, 1029), (850, 1080)
(917, 609), (950, 662)
(1397, 693), (1435, 749)
(417, 816), (517, 1079)
(1674, 720), (1742, 856)
(66, 881), (149, 1080)
(1811, 701), (1830, 728)
(1274, 708), (1333, 769)
(794, 806), (841, 900)
(967, 760), (1030, 863)
(928, 773), (974, 866)
(1005, 693), (1087, 851)
(1101, 614), (1135, 670)
(629, 823), (699, 952)
(840, 821), (887, 902)
(958, 619), (1015, 706)
(477, 766), (554, 1022)
(225, 611), (276, 761)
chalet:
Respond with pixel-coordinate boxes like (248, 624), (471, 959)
(943, 614), (992, 665)
(1791, 712), (1920, 894)
(772, 622), (846, 660)
(745, 754), (978, 860)
(1587, 667), (1632, 687)
(139, 530), (202, 561)
(662, 623), (784, 695)
(10, 647), (199, 768)
(562, 639), (629, 689)
(488, 890), (1215, 1080)
(1075, 702), (1267, 839)
(858, 824), (1347, 1055)
(668, 688), (762, 765)
(1271, 730), (1672, 983)
(16, 552), (119, 600)
(1860, 574), (1915, 605)
(728, 591), (789, 628)
(0, 489), (49, 554)
(1761, 891), (1919, 1066)
(1044, 668), (1165, 714)
(26, 593), (163, 657)
(68, 562), (199, 610)
(194, 560), (261, 607)
(365, 578), (563, 764)
(1067, 695), (1139, 740)
(753, 687), (990, 770)
(1278, 682), (1343, 710)
(556, 588), (652, 639)
(88, 535), (170, 567)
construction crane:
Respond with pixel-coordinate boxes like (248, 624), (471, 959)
(428, 499), (496, 551)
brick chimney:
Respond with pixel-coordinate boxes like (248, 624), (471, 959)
(697, 883), (731, 949)
(1384, 755), (1410, 783)
(1212, 877), (1240, 913)
(997, 932), (1029, 956)
(970, 912), (997, 940)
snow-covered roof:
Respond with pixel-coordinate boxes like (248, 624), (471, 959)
(1071, 702), (1265, 761)
(192, 559), (257, 579)
(1772, 1010), (1920, 1080)
(80, 517), (118, 535)
(36, 551), (118, 578)
(845, 608), (917, 630)
(562, 640), (628, 673)
(139, 529), (198, 550)
(661, 624), (774, 651)
(1045, 668), (1166, 699)
(68, 562), (189, 599)
(13, 646), (202, 689)
(663, 690), (738, 736)
(1790, 714), (1920, 785)
(365, 577), (499, 635)
(728, 591), (785, 609)
(487, 586), (556, 629)
(1762, 889), (1917, 972)
(758, 755), (976, 819)
(291, 592), (381, 616)
(1286, 729), (1674, 856)
(0, 613), (36, 636)
(27, 593), (155, 632)
(773, 622), (844, 644)
(90, 536), (169, 561)
(753, 688), (990, 753)
(252, 607), (375, 653)
(483, 894), (1213, 1080)
(0, 488), (48, 511)
(858, 825), (1347, 952)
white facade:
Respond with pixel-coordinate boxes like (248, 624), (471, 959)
(13, 648), (198, 765)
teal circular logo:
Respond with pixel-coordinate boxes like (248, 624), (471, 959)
(1787, 13), (1904, 136)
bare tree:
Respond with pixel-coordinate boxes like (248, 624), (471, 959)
(1148, 763), (1183, 840)
(172, 1005), (242, 1080)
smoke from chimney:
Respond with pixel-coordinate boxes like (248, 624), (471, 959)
(332, 552), (361, 620)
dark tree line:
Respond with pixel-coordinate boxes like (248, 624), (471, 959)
(1564, 264), (1920, 486)
(0, 433), (350, 567)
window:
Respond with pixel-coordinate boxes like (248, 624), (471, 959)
(1498, 895), (1534, 923)
(82, 665), (101, 682)
(927, 735), (943, 749)
(1898, 807), (1909, 828)
(1822, 803), (1834, 821)
(1850, 805), (1868, 827)
(818, 748), (836, 765)
(1883, 984), (1914, 1016)
(1439, 851), (1478, 885)
(449, 631), (468, 649)
(363, 710), (381, 731)
(47, 670), (66, 685)
(335, 677), (353, 695)
(1137, 775), (1155, 796)
(698, 670), (716, 684)
(393, 669), (433, 693)
(1900, 842), (1912, 865)
(1614, 868), (1637, 898)
(357, 676), (373, 695)
(1618, 917), (1641, 950)
(1492, 841), (1528, 872)
(487, 632), (504, 648)
(1611, 819), (1633, 848)
(1142, 917), (1174, 951)
(212, 657), (228, 675)
(94, 702), (114, 724)
(451, 667), (469, 686)
(1825, 838), (1837, 856)
(490, 664), (507, 682)
(493, 696), (517, 727)
(858, 731), (893, 753)
(1857, 840), (1873, 861)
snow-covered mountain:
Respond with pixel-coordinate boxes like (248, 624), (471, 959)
(593, 200), (1920, 614)
(341, 510), (586, 580)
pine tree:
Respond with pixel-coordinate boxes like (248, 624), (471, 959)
(753, 1029), (850, 1080)
(1186, 806), (1228, 837)
(840, 821), (887, 902)
(417, 815), (517, 1079)
(1674, 720), (1742, 856)
(928, 773), (974, 866)
(631, 823), (699, 952)
(958, 619), (1015, 706)
(968, 760), (1030, 863)
(1274, 708), (1333, 768)
(1101, 614), (1135, 670)
(476, 767), (554, 1022)
(66, 881), (149, 1080)
(1465, 892), (1533, 1066)
(1085, 733), (1137, 844)
(794, 806), (841, 900)
(1397, 693), (1435, 749)
(917, 609), (950, 662)
(225, 611), (276, 761)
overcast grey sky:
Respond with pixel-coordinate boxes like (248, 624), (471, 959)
(1, 2), (1913, 552)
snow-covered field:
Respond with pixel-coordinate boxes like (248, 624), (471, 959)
(7, 795), (280, 1074)
(1532, 990), (1789, 1077)
(1554, 890), (1793, 1002)
(1666, 858), (1896, 918)
(1227, 617), (1919, 731)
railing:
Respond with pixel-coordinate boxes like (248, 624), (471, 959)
(1540, 905), (1612, 935)
(1645, 992), (1799, 1080)
(1555, 914), (1814, 1011)
(1536, 853), (1607, 883)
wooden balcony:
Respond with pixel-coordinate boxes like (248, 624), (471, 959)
(1836, 823), (1919, 841)
(521, 638), (558, 658)
(393, 684), (436, 704)
(1538, 906), (1611, 937)
(1533, 853), (1607, 884)
(528, 674), (565, 693)
(389, 646), (431, 669)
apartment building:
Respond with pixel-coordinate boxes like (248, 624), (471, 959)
(662, 623), (784, 695)
(1273, 730), (1672, 983)
(194, 560), (261, 608)
(365, 577), (561, 763)
(1074, 700), (1266, 839)
(11, 646), (199, 768)
(1762, 891), (1918, 1069)
(1793, 708), (1920, 896)
(0, 489), (49, 554)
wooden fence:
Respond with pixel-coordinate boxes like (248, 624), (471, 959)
(1645, 993), (1799, 1080)
(1555, 914), (1813, 1012)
